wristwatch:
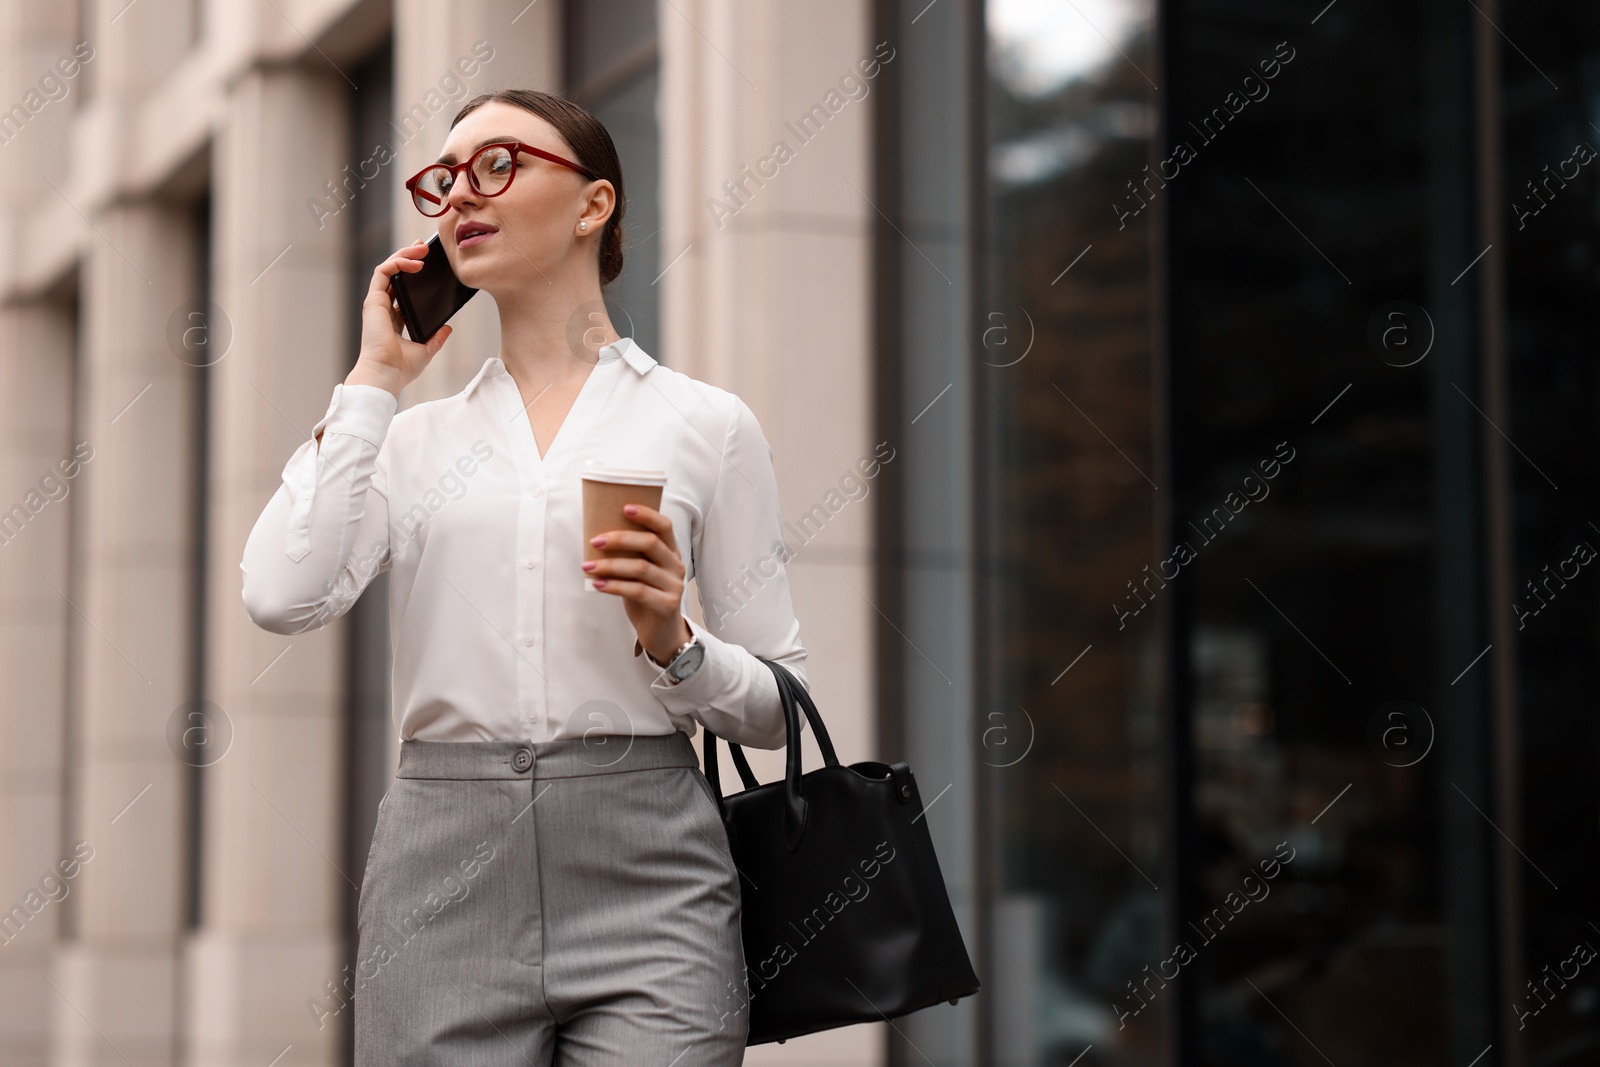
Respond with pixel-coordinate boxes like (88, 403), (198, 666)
(637, 631), (705, 685)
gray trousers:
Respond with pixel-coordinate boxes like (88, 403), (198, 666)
(354, 732), (749, 1065)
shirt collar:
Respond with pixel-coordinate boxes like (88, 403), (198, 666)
(463, 336), (656, 398)
(600, 335), (658, 375)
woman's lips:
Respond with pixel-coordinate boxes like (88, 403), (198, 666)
(460, 230), (496, 249)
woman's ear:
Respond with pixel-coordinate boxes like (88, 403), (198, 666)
(584, 181), (616, 227)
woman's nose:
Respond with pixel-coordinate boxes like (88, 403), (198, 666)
(443, 174), (480, 216)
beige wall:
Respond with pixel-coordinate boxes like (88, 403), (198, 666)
(661, 4), (880, 1060)
(0, 1), (880, 1064)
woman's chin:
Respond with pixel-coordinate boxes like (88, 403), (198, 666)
(452, 262), (495, 290)
(454, 244), (565, 292)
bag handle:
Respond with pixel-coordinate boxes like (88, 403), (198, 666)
(775, 663), (841, 767)
(704, 660), (804, 848)
(702, 660), (839, 851)
(726, 742), (760, 792)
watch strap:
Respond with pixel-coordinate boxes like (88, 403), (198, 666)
(635, 633), (698, 671)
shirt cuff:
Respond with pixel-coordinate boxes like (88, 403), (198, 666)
(645, 616), (722, 709)
(283, 383), (398, 562)
(318, 382), (399, 447)
(641, 616), (799, 750)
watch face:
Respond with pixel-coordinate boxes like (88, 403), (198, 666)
(671, 642), (706, 680)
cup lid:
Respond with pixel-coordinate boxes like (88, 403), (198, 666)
(582, 461), (667, 486)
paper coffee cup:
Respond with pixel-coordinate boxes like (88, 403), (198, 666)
(581, 463), (667, 592)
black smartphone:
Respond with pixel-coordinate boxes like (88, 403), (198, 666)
(388, 233), (479, 344)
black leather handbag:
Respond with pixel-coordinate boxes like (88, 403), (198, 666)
(701, 659), (981, 1045)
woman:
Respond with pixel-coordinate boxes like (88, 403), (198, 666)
(240, 88), (808, 1065)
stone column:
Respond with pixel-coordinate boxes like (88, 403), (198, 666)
(43, 0), (208, 1054)
(49, 202), (202, 1067)
(660, 2), (882, 1064)
(183, 66), (354, 1067)
(0, 300), (79, 1067)
(0, 5), (89, 1066)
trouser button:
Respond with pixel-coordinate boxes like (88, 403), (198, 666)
(512, 747), (533, 772)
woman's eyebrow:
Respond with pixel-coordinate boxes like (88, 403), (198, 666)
(435, 136), (521, 166)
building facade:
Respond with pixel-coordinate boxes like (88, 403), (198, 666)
(877, 0), (1599, 1065)
(0, 1), (880, 1065)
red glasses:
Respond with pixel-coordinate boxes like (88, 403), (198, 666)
(404, 141), (599, 217)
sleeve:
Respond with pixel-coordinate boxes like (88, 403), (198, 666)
(239, 382), (396, 635)
(647, 392), (810, 750)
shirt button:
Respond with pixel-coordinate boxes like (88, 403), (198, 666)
(530, 485), (544, 498)
(522, 635), (535, 646)
(511, 747), (532, 772)
(524, 558), (536, 569)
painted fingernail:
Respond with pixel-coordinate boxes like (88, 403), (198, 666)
(593, 579), (608, 589)
(623, 505), (637, 516)
(581, 561), (597, 572)
(590, 535), (606, 546)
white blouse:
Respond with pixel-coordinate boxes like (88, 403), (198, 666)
(240, 337), (808, 750)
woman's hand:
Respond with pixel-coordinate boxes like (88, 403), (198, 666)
(582, 503), (693, 664)
(346, 238), (454, 398)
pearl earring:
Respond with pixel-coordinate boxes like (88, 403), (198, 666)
(579, 221), (588, 230)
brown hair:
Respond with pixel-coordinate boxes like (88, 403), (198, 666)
(449, 89), (626, 286)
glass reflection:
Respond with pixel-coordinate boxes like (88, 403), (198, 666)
(1500, 3), (1600, 1064)
(986, 1), (1162, 1063)
(1167, 2), (1485, 1063)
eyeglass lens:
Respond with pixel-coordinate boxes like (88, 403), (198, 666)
(413, 146), (517, 216)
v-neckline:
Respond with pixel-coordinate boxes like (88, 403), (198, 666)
(529, 365), (594, 461)
(503, 357), (618, 481)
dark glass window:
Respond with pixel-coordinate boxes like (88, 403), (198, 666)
(565, 0), (661, 359)
(1164, 1), (1499, 1063)
(904, 0), (1570, 1061)
(984, 1), (1166, 1064)
(184, 195), (212, 934)
(891, 0), (1600, 1064)
(1499, 3), (1600, 1062)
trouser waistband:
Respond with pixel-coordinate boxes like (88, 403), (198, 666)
(395, 731), (698, 780)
